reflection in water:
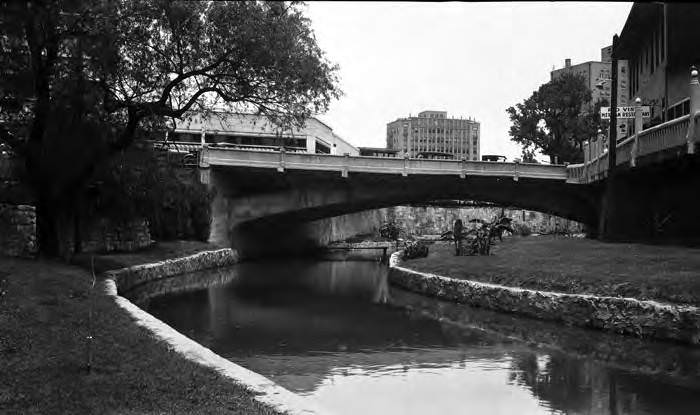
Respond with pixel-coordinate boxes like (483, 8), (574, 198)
(145, 260), (700, 415)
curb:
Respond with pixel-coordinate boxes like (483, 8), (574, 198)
(103, 248), (332, 415)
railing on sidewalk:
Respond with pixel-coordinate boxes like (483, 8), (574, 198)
(566, 67), (700, 184)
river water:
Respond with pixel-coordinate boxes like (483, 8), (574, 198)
(144, 260), (700, 415)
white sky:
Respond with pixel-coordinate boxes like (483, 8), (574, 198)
(304, 1), (633, 161)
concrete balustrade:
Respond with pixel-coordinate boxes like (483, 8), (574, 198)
(568, 67), (700, 184)
(200, 147), (569, 181)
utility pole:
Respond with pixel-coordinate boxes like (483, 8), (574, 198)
(599, 33), (620, 240)
(608, 34), (619, 173)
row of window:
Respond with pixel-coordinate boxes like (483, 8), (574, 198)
(168, 131), (306, 148)
(630, 13), (664, 95)
(389, 126), (479, 134)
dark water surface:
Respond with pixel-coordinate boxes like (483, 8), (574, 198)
(145, 260), (700, 415)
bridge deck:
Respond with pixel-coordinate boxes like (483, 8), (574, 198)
(200, 147), (569, 181)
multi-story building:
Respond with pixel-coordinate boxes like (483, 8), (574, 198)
(164, 111), (359, 156)
(617, 3), (700, 132)
(386, 110), (480, 160)
(551, 47), (630, 139)
(550, 47), (629, 107)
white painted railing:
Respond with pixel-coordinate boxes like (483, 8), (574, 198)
(566, 67), (700, 184)
(637, 114), (689, 157)
(567, 111), (697, 184)
(202, 146), (569, 181)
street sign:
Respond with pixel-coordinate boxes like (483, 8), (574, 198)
(600, 106), (651, 120)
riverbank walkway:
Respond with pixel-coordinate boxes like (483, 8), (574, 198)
(0, 241), (275, 414)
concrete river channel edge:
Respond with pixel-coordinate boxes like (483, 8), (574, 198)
(103, 247), (700, 415)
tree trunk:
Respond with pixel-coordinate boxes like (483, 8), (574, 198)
(36, 193), (60, 257)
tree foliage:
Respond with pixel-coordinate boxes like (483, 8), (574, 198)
(506, 73), (607, 164)
(0, 0), (341, 254)
(85, 148), (215, 242)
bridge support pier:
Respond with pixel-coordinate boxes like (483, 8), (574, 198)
(598, 155), (700, 243)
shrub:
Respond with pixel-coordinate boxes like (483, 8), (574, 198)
(85, 147), (214, 242)
(379, 221), (403, 242)
(512, 222), (532, 236)
(402, 240), (429, 259)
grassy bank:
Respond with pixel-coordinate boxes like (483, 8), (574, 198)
(0, 245), (276, 414)
(403, 236), (700, 307)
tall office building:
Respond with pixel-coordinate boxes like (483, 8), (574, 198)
(386, 110), (480, 160)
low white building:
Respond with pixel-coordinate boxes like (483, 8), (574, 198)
(164, 111), (359, 156)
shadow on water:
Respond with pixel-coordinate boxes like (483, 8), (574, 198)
(141, 260), (700, 415)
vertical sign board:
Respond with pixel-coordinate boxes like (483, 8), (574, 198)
(617, 60), (629, 140)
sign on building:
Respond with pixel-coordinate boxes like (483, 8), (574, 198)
(600, 106), (651, 119)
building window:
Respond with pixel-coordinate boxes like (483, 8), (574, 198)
(651, 33), (655, 74)
(660, 15), (665, 61)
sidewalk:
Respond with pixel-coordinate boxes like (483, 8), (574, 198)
(403, 236), (700, 307)
(0, 242), (275, 414)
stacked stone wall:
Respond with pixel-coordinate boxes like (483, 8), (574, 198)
(389, 252), (700, 345)
(388, 206), (584, 236)
(60, 218), (154, 255)
(105, 248), (239, 295)
(0, 203), (38, 257)
(83, 218), (152, 253)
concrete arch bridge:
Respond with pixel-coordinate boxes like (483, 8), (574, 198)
(199, 149), (600, 257)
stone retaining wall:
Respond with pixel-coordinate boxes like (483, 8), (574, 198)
(106, 248), (239, 294)
(387, 205), (584, 236)
(62, 218), (154, 254)
(0, 203), (38, 257)
(102, 248), (330, 415)
(389, 251), (700, 345)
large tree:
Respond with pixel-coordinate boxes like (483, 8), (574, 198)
(506, 73), (606, 164)
(0, 0), (340, 254)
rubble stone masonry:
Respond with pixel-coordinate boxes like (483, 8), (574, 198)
(0, 203), (38, 258)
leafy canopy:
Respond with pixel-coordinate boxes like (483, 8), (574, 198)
(0, 0), (341, 253)
(506, 73), (606, 164)
(1, 0), (341, 151)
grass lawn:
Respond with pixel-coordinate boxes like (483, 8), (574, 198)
(71, 239), (223, 274)
(0, 247), (276, 414)
(403, 236), (700, 307)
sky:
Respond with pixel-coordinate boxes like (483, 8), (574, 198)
(303, 1), (633, 161)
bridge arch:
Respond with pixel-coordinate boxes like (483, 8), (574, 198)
(207, 167), (600, 257)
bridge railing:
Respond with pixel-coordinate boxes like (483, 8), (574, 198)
(637, 114), (689, 158)
(143, 140), (307, 154)
(566, 67), (700, 184)
(202, 146), (569, 180)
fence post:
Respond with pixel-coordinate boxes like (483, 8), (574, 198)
(632, 97), (643, 167)
(687, 66), (700, 154)
(402, 154), (409, 177)
(460, 157), (466, 179)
